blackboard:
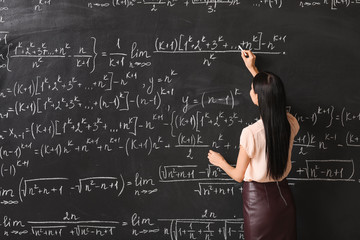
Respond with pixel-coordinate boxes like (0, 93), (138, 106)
(0, 0), (359, 239)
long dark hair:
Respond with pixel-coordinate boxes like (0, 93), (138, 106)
(253, 72), (290, 180)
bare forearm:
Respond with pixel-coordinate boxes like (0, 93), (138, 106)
(241, 50), (259, 77)
(208, 150), (247, 183)
(248, 66), (259, 77)
(219, 160), (242, 182)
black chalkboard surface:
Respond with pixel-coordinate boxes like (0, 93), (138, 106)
(0, 0), (359, 239)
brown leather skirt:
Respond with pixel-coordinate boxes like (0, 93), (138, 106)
(242, 179), (296, 240)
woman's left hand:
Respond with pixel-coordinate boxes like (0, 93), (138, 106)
(208, 150), (226, 167)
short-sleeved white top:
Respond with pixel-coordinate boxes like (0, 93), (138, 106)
(240, 113), (300, 182)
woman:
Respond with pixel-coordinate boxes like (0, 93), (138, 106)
(208, 50), (300, 240)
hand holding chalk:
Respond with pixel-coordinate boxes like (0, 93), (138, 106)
(240, 50), (259, 77)
(238, 45), (248, 58)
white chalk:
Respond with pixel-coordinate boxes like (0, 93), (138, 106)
(238, 45), (248, 58)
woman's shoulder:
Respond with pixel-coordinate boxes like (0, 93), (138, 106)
(286, 112), (300, 134)
(245, 118), (263, 131)
(240, 119), (264, 141)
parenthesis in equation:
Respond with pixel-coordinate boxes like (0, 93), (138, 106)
(117, 174), (125, 197)
(18, 177), (24, 202)
(31, 101), (36, 115)
(174, 38), (179, 52)
(326, 105), (335, 128)
(312, 112), (317, 126)
(125, 138), (130, 157)
(269, 0), (283, 8)
(112, 0), (116, 7)
(31, 80), (36, 97)
(6, 43), (11, 72)
(341, 107), (345, 127)
(170, 220), (175, 240)
(55, 144), (62, 157)
(15, 146), (22, 158)
(306, 131), (310, 146)
(156, 92), (161, 110)
(99, 96), (103, 110)
(345, 131), (350, 146)
(114, 95), (120, 109)
(230, 90), (234, 109)
(269, 0), (273, 8)
(10, 164), (16, 176)
(175, 114), (179, 129)
(0, 146), (3, 160)
(90, 37), (97, 74)
(154, 37), (159, 52)
(0, 163), (4, 177)
(349, 159), (355, 180)
(190, 115), (196, 130)
(170, 111), (176, 137)
(31, 122), (36, 140)
(158, 165), (164, 181)
(177, 132), (182, 146)
(51, 121), (55, 138)
(14, 101), (19, 116)
(136, 94), (140, 109)
(13, 82), (17, 97)
(29, 101), (33, 115)
(40, 144), (44, 158)
(148, 137), (152, 156)
(201, 92), (205, 108)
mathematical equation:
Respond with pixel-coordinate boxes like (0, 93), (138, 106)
(0, 2), (360, 239)
(0, 211), (244, 239)
(0, 32), (286, 73)
(299, 0), (360, 10)
(0, 172), (160, 205)
(0, 104), (359, 177)
(1, 0), (358, 23)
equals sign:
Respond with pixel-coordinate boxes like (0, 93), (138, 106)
(193, 100), (199, 104)
(102, 52), (107, 57)
(122, 222), (128, 226)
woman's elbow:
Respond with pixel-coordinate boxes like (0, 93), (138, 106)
(234, 175), (244, 183)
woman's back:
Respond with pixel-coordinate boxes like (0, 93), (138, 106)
(240, 113), (300, 182)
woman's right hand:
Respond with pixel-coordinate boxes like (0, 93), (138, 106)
(241, 50), (258, 76)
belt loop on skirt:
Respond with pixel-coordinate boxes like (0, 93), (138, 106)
(276, 181), (288, 206)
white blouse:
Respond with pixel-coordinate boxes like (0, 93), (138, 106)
(240, 113), (300, 182)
